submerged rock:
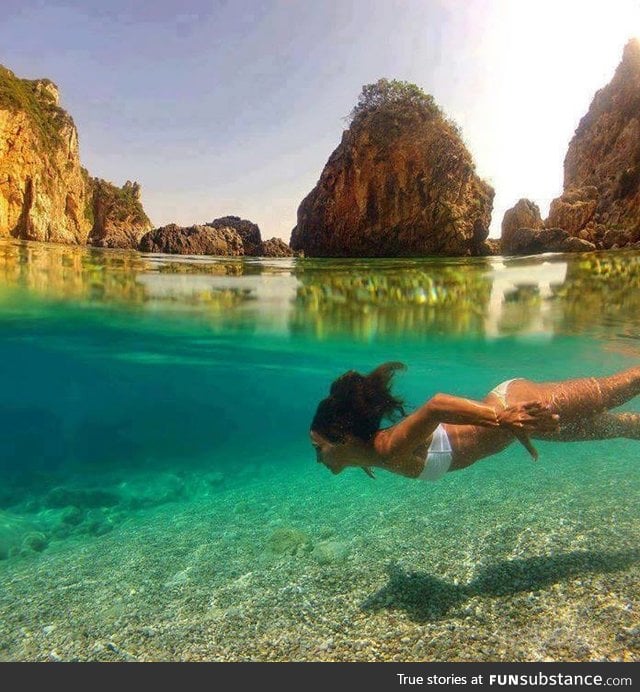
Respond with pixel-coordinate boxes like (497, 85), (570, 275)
(266, 527), (313, 556)
(21, 531), (48, 554)
(312, 540), (350, 565)
(0, 510), (42, 559)
(290, 79), (494, 257)
(43, 486), (120, 510)
(118, 473), (186, 509)
(60, 506), (85, 526)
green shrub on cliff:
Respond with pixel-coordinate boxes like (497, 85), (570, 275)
(349, 78), (440, 123)
(92, 178), (151, 226)
(348, 78), (461, 146)
(0, 65), (67, 154)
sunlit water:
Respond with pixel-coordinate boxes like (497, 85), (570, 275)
(0, 238), (638, 661)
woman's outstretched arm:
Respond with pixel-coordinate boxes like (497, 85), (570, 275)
(375, 393), (556, 459)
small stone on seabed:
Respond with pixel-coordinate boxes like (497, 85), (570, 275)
(312, 540), (349, 564)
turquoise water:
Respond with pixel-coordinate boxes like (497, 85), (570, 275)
(0, 238), (639, 661)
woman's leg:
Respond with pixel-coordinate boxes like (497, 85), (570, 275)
(505, 367), (640, 422)
(538, 411), (640, 441)
(453, 368), (640, 469)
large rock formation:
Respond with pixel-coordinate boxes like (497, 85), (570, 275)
(501, 199), (543, 247)
(0, 65), (150, 246)
(138, 224), (244, 255)
(546, 39), (640, 246)
(207, 216), (262, 256)
(290, 79), (494, 257)
(138, 213), (294, 257)
(0, 67), (88, 243)
(501, 198), (596, 255)
(87, 178), (152, 249)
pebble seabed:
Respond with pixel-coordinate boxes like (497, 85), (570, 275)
(0, 445), (638, 662)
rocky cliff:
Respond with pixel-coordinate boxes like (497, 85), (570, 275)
(546, 39), (640, 247)
(0, 65), (150, 246)
(290, 79), (494, 257)
(87, 178), (152, 249)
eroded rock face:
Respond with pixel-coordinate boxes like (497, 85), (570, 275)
(0, 65), (152, 246)
(546, 186), (598, 236)
(0, 67), (90, 243)
(261, 237), (294, 257)
(207, 216), (262, 256)
(501, 198), (543, 253)
(546, 39), (640, 245)
(88, 179), (152, 249)
(290, 99), (494, 257)
(139, 224), (244, 255)
(502, 227), (595, 256)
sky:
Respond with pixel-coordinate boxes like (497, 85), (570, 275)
(1, 0), (639, 241)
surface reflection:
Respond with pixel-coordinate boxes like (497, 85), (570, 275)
(0, 238), (639, 341)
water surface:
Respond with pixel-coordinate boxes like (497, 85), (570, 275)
(0, 238), (638, 661)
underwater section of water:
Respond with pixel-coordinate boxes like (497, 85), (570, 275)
(0, 238), (639, 661)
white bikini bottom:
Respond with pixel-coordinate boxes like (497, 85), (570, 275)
(490, 378), (523, 407)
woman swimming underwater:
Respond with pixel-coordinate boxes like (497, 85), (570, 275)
(310, 362), (640, 480)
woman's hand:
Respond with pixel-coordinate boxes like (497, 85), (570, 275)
(497, 401), (559, 460)
(497, 401), (559, 432)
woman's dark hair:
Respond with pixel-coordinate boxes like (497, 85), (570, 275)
(311, 362), (407, 443)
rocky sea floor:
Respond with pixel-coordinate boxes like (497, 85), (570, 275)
(0, 445), (639, 662)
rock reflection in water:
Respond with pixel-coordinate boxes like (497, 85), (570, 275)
(0, 238), (640, 342)
(291, 259), (494, 340)
(551, 253), (640, 337)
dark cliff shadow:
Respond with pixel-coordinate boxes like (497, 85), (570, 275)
(361, 549), (640, 623)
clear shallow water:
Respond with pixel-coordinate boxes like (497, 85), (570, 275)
(0, 238), (639, 661)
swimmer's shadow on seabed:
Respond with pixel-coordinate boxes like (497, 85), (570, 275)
(361, 549), (640, 622)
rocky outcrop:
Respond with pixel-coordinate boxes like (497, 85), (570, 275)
(207, 216), (262, 256)
(546, 186), (599, 236)
(290, 80), (494, 257)
(502, 227), (595, 256)
(546, 39), (640, 246)
(139, 216), (294, 257)
(501, 198), (543, 252)
(0, 64), (150, 247)
(0, 67), (89, 243)
(261, 237), (294, 257)
(480, 238), (501, 256)
(87, 179), (152, 249)
(138, 224), (244, 255)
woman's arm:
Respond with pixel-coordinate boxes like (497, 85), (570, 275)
(375, 393), (556, 458)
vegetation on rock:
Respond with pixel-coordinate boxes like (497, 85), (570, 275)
(91, 179), (150, 226)
(292, 77), (492, 257)
(0, 66), (68, 154)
